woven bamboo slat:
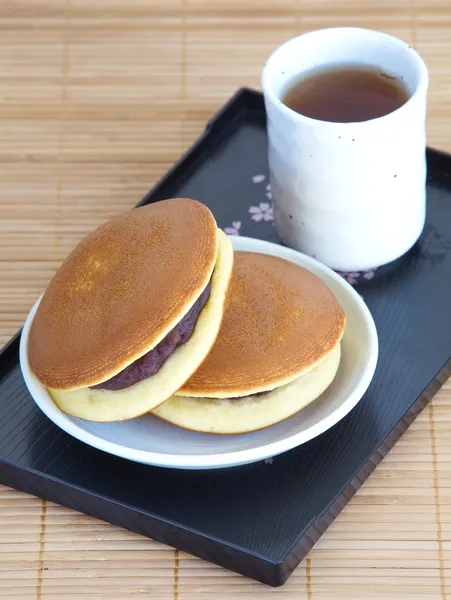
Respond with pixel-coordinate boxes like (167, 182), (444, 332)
(1, 1), (451, 597)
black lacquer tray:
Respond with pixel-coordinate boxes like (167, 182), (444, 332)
(1, 88), (451, 586)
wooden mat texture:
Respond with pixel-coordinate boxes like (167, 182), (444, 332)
(1, 1), (451, 598)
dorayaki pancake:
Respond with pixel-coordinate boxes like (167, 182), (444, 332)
(49, 230), (233, 422)
(28, 199), (234, 422)
(29, 198), (219, 390)
(179, 251), (346, 398)
(152, 344), (341, 434)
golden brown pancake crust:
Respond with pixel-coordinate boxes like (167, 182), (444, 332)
(180, 251), (345, 397)
(29, 199), (218, 390)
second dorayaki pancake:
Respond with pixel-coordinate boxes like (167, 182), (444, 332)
(29, 199), (218, 391)
(153, 344), (341, 434)
(179, 251), (346, 397)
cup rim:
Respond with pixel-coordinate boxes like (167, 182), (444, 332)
(261, 26), (429, 128)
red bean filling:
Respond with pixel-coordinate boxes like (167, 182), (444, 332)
(91, 282), (211, 391)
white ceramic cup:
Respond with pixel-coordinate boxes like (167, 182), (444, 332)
(261, 27), (429, 272)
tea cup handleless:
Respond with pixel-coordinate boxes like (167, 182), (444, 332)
(261, 27), (429, 272)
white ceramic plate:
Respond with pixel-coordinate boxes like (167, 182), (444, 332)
(20, 236), (378, 470)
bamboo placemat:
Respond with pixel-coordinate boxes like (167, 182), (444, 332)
(1, 1), (451, 598)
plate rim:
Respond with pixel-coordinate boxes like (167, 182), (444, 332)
(19, 236), (378, 470)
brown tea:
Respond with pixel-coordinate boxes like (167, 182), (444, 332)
(282, 63), (410, 123)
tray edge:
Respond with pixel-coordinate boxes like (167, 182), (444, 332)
(277, 357), (451, 582)
(0, 455), (282, 586)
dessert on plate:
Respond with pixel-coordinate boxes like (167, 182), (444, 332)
(153, 251), (345, 434)
(28, 198), (233, 422)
